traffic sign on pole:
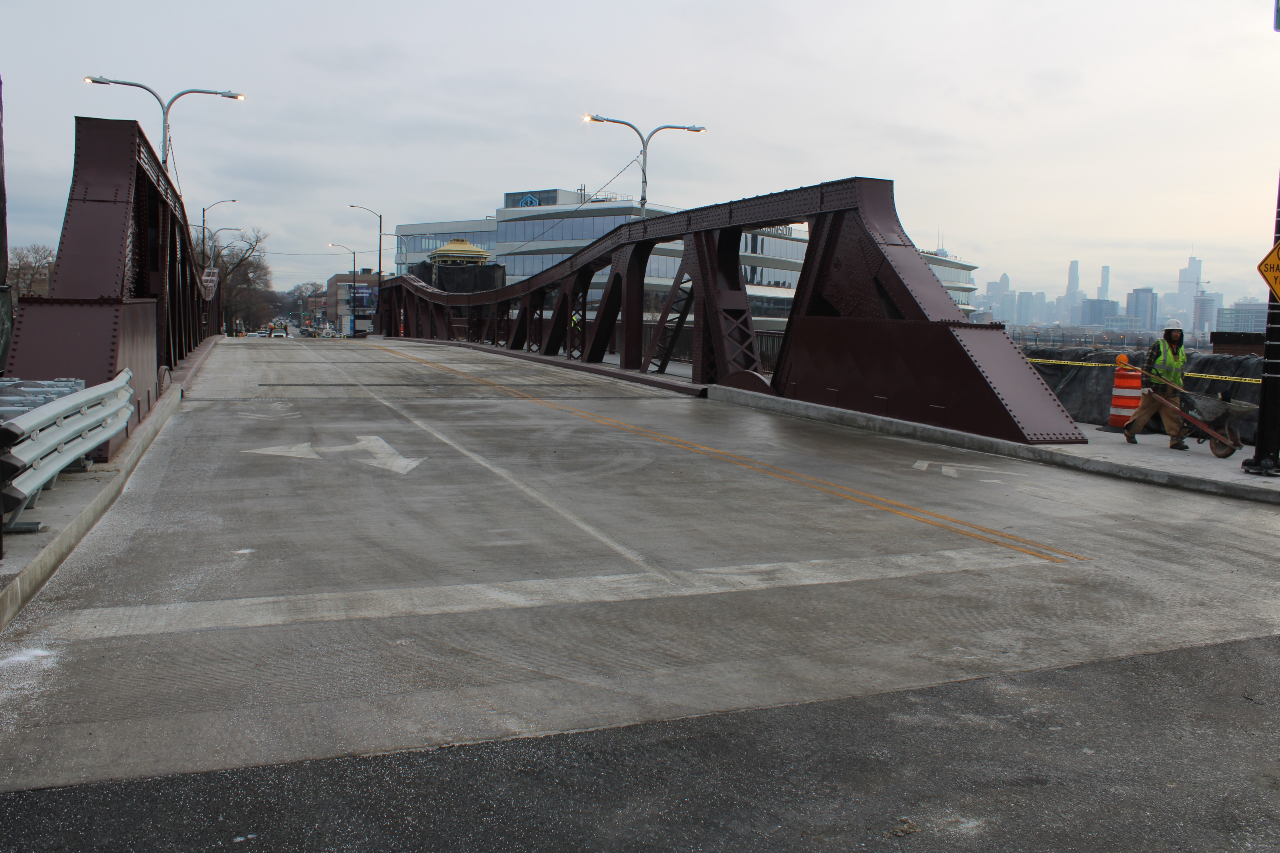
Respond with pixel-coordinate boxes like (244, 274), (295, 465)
(1257, 241), (1280, 301)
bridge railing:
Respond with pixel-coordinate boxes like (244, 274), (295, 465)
(0, 369), (134, 534)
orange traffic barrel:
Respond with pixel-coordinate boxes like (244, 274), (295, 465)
(1109, 363), (1142, 428)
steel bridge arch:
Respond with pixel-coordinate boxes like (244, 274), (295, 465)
(379, 177), (1083, 445)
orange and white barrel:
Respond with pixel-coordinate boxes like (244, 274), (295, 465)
(1109, 364), (1142, 428)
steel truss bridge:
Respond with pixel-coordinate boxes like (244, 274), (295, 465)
(380, 177), (1083, 444)
(5, 118), (220, 457)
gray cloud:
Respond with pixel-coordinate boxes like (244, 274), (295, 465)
(2, 0), (1276, 302)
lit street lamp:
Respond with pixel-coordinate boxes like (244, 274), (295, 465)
(84, 75), (245, 172)
(585, 114), (705, 220)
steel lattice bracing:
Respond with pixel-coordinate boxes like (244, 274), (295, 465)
(379, 177), (1084, 444)
(5, 117), (221, 458)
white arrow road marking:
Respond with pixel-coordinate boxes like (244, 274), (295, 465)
(242, 442), (321, 459)
(913, 461), (1026, 479)
(316, 436), (425, 474)
(242, 437), (425, 474)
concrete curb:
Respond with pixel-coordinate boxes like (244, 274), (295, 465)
(707, 386), (1280, 506)
(0, 337), (222, 632)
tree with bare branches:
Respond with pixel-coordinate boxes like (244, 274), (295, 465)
(192, 228), (275, 333)
(6, 244), (55, 297)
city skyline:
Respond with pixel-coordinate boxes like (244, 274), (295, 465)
(2, 0), (1279, 306)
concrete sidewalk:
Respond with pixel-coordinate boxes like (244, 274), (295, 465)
(1061, 422), (1280, 495)
(707, 385), (1280, 505)
(0, 336), (223, 630)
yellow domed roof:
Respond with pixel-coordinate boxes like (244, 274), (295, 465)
(429, 238), (490, 265)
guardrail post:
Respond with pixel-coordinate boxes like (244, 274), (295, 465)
(0, 369), (134, 535)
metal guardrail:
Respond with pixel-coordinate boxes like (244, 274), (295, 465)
(0, 369), (134, 534)
(0, 378), (86, 421)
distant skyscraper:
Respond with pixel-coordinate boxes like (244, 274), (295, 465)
(1192, 292), (1217, 334)
(1098, 266), (1110, 300)
(1081, 298), (1119, 326)
(1217, 299), (1267, 334)
(1015, 292), (1034, 325)
(1176, 257), (1203, 312)
(1033, 292), (1046, 324)
(1067, 261), (1080, 294)
(999, 273), (1010, 292)
(999, 291), (1017, 323)
(1126, 287), (1159, 331)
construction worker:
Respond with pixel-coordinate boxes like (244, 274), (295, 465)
(1124, 319), (1189, 450)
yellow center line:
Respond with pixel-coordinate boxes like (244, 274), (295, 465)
(368, 343), (1078, 563)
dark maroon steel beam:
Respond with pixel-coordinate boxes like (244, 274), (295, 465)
(4, 118), (221, 458)
(377, 177), (1085, 445)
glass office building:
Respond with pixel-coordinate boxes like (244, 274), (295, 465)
(396, 190), (977, 321)
(919, 249), (978, 317)
(396, 189), (808, 322)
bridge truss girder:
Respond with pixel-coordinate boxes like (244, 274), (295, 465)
(378, 177), (1083, 445)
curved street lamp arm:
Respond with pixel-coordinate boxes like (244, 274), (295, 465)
(86, 76), (165, 112)
(588, 115), (645, 148)
(644, 124), (699, 145)
(165, 88), (243, 111)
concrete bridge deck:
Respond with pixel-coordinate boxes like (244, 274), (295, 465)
(1, 338), (1278, 850)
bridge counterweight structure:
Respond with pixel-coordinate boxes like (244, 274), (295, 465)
(379, 177), (1084, 445)
(5, 118), (221, 459)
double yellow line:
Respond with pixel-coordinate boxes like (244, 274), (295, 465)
(370, 344), (1084, 564)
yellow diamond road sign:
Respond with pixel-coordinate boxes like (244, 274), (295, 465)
(1259, 240), (1280, 301)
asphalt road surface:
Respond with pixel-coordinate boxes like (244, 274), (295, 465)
(1, 338), (1277, 850)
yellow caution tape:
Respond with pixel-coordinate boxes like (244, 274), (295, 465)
(1025, 358), (1261, 384)
(1185, 372), (1261, 384)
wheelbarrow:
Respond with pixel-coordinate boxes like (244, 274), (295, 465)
(1115, 355), (1255, 458)
(1173, 391), (1256, 458)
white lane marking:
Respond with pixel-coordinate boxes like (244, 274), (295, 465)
(913, 461), (1027, 478)
(301, 343), (675, 582)
(0, 649), (53, 666)
(323, 436), (425, 474)
(48, 547), (1044, 640)
(238, 413), (302, 420)
(243, 442), (321, 459)
(233, 549), (255, 554)
(241, 437), (425, 473)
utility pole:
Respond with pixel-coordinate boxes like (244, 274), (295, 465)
(1244, 171), (1280, 475)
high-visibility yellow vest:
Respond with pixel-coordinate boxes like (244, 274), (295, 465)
(1152, 339), (1186, 387)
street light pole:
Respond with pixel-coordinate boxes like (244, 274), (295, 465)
(586, 114), (706, 220)
(329, 243), (357, 337)
(349, 206), (382, 285)
(201, 199), (237, 265)
(84, 76), (245, 172)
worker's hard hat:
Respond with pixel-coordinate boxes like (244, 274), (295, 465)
(1163, 319), (1183, 330)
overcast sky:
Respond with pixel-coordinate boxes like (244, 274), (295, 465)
(4, 0), (1280, 304)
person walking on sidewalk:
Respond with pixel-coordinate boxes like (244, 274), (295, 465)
(1124, 319), (1189, 450)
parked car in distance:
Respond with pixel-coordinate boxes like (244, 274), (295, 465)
(270, 330), (287, 338)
